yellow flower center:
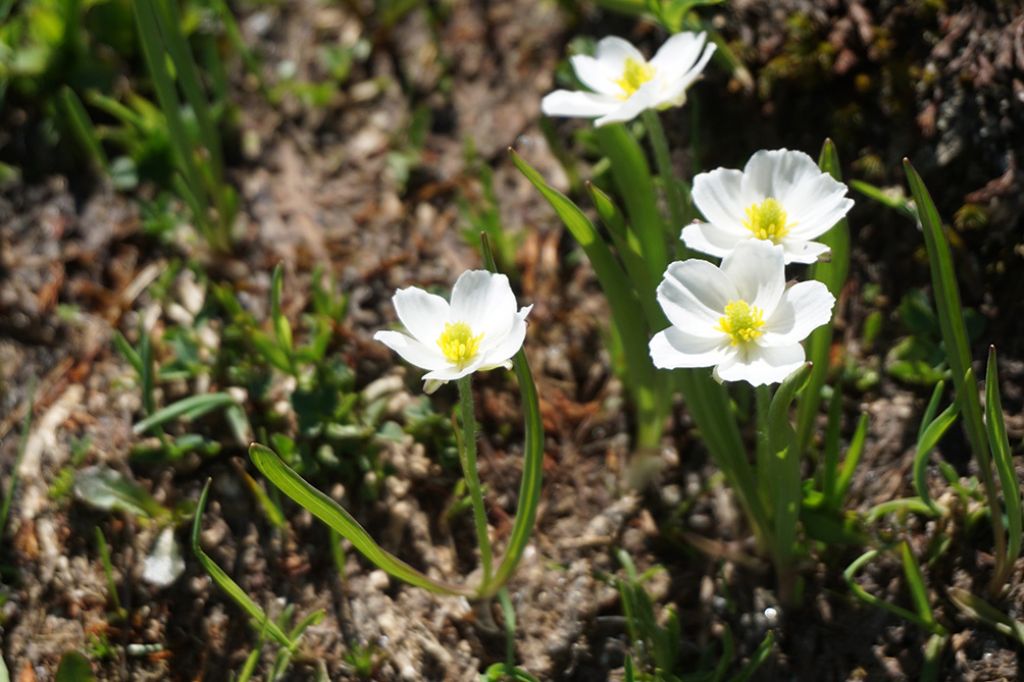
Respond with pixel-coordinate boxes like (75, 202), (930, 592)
(437, 321), (483, 366)
(717, 300), (765, 346)
(742, 198), (794, 242)
(614, 58), (655, 99)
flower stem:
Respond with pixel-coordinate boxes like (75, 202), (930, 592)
(642, 109), (689, 235)
(457, 375), (494, 585)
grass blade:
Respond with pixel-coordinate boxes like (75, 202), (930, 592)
(59, 87), (108, 172)
(795, 139), (851, 456)
(986, 346), (1021, 585)
(132, 392), (238, 435)
(833, 412), (869, 507)
(192, 480), (293, 647)
(250, 444), (472, 596)
(948, 587), (1024, 646)
(913, 400), (958, 514)
(844, 549), (944, 635)
(900, 541), (938, 630)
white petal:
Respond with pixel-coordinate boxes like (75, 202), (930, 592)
(779, 238), (830, 264)
(569, 55), (619, 95)
(719, 240), (786, 313)
(741, 149), (820, 205)
(541, 90), (619, 118)
(654, 41), (715, 104)
(594, 36), (645, 69)
(786, 194), (854, 240)
(650, 32), (706, 76)
(450, 270), (517, 340)
(657, 259), (737, 336)
(691, 168), (748, 233)
(594, 87), (657, 126)
(713, 344), (806, 386)
(680, 222), (746, 259)
(374, 331), (448, 371)
(393, 286), (449, 344)
(422, 356), (487, 383)
(479, 306), (532, 369)
(649, 327), (730, 369)
(762, 281), (835, 346)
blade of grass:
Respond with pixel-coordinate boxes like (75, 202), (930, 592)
(986, 346), (1021, 588)
(948, 587), (1024, 646)
(795, 139), (850, 456)
(904, 159), (1003, 591)
(59, 87), (109, 172)
(913, 400), (958, 515)
(900, 540), (941, 632)
(478, 234), (547, 598)
(132, 392), (238, 435)
(192, 480), (293, 647)
(250, 444), (472, 596)
(593, 124), (668, 279)
(832, 412), (869, 508)
(844, 549), (945, 635)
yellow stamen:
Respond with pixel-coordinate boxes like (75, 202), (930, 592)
(437, 321), (483, 366)
(614, 58), (655, 99)
(742, 198), (794, 242)
(717, 300), (765, 346)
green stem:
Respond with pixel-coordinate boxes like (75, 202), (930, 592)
(498, 587), (516, 669)
(642, 109), (689, 238)
(457, 376), (493, 585)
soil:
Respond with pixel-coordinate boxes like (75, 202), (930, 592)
(1, 0), (1023, 680)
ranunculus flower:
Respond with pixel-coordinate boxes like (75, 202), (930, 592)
(541, 33), (715, 127)
(681, 149), (854, 264)
(649, 240), (834, 386)
(375, 270), (532, 393)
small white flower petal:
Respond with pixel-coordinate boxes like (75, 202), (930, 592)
(713, 344), (806, 386)
(650, 31), (706, 76)
(479, 305), (532, 369)
(393, 286), (449, 344)
(680, 222), (745, 259)
(719, 240), (786, 314)
(422, 356), (488, 383)
(655, 41), (716, 105)
(657, 260), (737, 336)
(594, 86), (658, 126)
(541, 90), (619, 118)
(740, 149), (820, 204)
(691, 168), (748, 232)
(450, 270), (517, 339)
(785, 193), (854, 240)
(762, 281), (835, 346)
(649, 327), (730, 369)
(373, 331), (448, 371)
(569, 54), (620, 95)
(780, 238), (831, 264)
(594, 36), (645, 68)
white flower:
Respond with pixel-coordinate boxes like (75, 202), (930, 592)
(374, 270), (533, 393)
(681, 149), (854, 264)
(649, 240), (834, 386)
(541, 33), (716, 127)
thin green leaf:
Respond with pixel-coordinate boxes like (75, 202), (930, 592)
(900, 541), (937, 628)
(833, 412), (869, 507)
(250, 444), (472, 596)
(727, 631), (774, 682)
(913, 401), (958, 515)
(477, 236), (548, 598)
(850, 179), (917, 221)
(74, 466), (170, 520)
(766, 365), (811, 573)
(796, 139), (850, 456)
(948, 587), (1024, 647)
(820, 385), (843, 509)
(59, 87), (108, 172)
(986, 346), (1021, 582)
(918, 381), (946, 443)
(192, 480), (293, 647)
(593, 124), (667, 278)
(271, 263), (294, 356)
(844, 549), (945, 635)
(904, 160), (1001, 584)
(132, 393), (237, 435)
(113, 331), (143, 377)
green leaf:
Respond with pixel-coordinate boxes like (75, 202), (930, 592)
(796, 139), (850, 456)
(905, 159), (1003, 590)
(271, 263), (294, 356)
(132, 392), (237, 435)
(844, 549), (945, 635)
(913, 400), (958, 514)
(900, 541), (937, 628)
(986, 347), (1021, 579)
(948, 587), (1024, 647)
(59, 87), (108, 173)
(191, 480), (294, 647)
(250, 444), (472, 596)
(832, 412), (869, 509)
(55, 652), (94, 682)
(593, 124), (667, 278)
(73, 466), (169, 520)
